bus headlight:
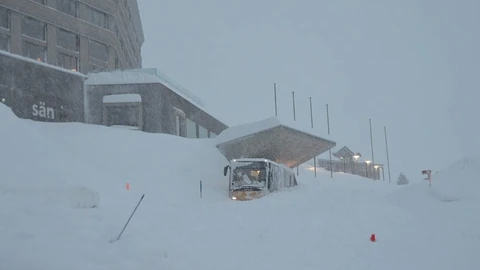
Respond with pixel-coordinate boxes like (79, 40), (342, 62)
(231, 196), (237, 200)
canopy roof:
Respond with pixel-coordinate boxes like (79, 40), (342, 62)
(216, 117), (336, 168)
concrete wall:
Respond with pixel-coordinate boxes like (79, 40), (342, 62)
(0, 51), (85, 123)
(84, 83), (228, 135)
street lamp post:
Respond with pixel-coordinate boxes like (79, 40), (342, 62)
(353, 153), (361, 176)
(374, 165), (380, 180)
(365, 160), (371, 178)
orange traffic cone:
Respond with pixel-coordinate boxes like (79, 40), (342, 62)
(370, 233), (376, 242)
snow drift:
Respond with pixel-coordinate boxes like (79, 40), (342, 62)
(1, 103), (479, 270)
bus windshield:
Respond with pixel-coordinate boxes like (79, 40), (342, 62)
(231, 161), (267, 190)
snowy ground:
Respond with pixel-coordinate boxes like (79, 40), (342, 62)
(1, 103), (479, 270)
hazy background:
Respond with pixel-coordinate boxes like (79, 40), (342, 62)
(137, 0), (479, 180)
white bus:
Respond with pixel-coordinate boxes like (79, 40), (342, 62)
(223, 158), (298, 201)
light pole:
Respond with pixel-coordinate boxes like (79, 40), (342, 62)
(353, 153), (361, 175)
(365, 160), (371, 178)
(374, 165), (380, 180)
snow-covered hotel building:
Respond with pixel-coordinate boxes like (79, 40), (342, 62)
(0, 0), (227, 138)
(0, 0), (143, 72)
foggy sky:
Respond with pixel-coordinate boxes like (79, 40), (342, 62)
(137, 0), (479, 180)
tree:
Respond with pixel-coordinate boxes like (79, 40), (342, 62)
(397, 173), (409, 185)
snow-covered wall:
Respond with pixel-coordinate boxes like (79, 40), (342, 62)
(0, 51), (85, 123)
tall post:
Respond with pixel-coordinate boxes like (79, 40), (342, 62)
(293, 91), (298, 174)
(292, 91), (296, 121)
(310, 97), (316, 177)
(274, 83), (278, 117)
(309, 97), (313, 128)
(327, 104), (333, 179)
(369, 119), (375, 180)
(384, 126), (392, 183)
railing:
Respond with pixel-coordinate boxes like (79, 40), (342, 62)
(316, 159), (384, 180)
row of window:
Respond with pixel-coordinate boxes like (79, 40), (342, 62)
(174, 109), (217, 139)
(0, 4), (110, 72)
(37, 0), (111, 30)
(186, 117), (217, 138)
(1, 3), (138, 72)
(0, 35), (107, 73)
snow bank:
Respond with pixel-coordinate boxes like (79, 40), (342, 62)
(430, 156), (480, 202)
(387, 156), (480, 205)
(216, 116), (333, 145)
(1, 103), (479, 270)
(0, 104), (100, 209)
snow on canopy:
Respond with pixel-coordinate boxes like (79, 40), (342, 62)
(216, 116), (336, 168)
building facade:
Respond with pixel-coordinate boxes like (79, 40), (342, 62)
(0, 1), (229, 139)
(0, 50), (86, 123)
(0, 0), (144, 74)
(84, 69), (228, 137)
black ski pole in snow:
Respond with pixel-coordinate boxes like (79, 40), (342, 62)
(111, 193), (145, 243)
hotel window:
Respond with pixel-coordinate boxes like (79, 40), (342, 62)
(209, 131), (217, 138)
(89, 39), (108, 62)
(91, 64), (106, 72)
(0, 34), (9, 51)
(58, 52), (78, 71)
(199, 125), (208, 138)
(0, 6), (9, 29)
(22, 41), (46, 62)
(56, 0), (78, 17)
(57, 28), (79, 52)
(174, 108), (186, 137)
(22, 16), (46, 41)
(186, 118), (197, 138)
(82, 4), (108, 29)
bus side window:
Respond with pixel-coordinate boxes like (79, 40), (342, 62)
(268, 165), (273, 191)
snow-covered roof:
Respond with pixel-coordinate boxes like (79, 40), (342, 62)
(216, 116), (336, 168)
(216, 116), (333, 146)
(84, 69), (205, 109)
(85, 70), (159, 85)
(103, 94), (142, 103)
(0, 50), (86, 78)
